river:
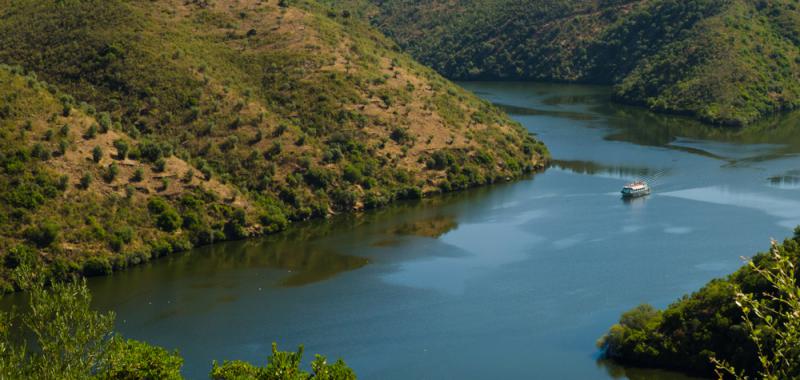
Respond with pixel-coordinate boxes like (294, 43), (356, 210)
(32, 83), (800, 378)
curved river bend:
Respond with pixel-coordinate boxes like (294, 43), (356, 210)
(23, 83), (800, 379)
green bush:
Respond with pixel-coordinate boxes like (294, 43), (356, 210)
(80, 173), (93, 189)
(113, 139), (129, 160)
(259, 208), (288, 233)
(210, 343), (356, 380)
(156, 209), (181, 232)
(83, 257), (112, 277)
(147, 197), (169, 214)
(209, 360), (260, 380)
(84, 124), (98, 140)
(154, 158), (166, 172)
(131, 168), (144, 182)
(104, 163), (119, 183)
(92, 146), (103, 163)
(99, 339), (183, 380)
(24, 221), (59, 248)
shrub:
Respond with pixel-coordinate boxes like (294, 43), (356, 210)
(147, 197), (169, 214)
(390, 127), (411, 144)
(113, 139), (129, 160)
(83, 257), (112, 276)
(156, 209), (181, 232)
(104, 163), (119, 183)
(210, 343), (355, 380)
(92, 146), (103, 163)
(259, 209), (289, 233)
(24, 221), (60, 248)
(131, 168), (144, 182)
(4, 245), (36, 269)
(100, 339), (183, 380)
(84, 124), (98, 140)
(97, 112), (112, 133)
(57, 175), (69, 191)
(153, 158), (166, 172)
(342, 164), (362, 183)
(80, 173), (93, 189)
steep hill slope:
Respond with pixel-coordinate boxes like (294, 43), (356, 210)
(346, 0), (800, 125)
(0, 0), (546, 290)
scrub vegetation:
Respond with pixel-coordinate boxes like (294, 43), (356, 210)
(0, 0), (547, 290)
(336, 0), (800, 125)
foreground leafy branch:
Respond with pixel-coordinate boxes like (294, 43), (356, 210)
(713, 240), (800, 379)
(0, 265), (356, 379)
(0, 265), (183, 379)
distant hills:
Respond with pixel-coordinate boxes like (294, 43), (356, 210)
(0, 0), (546, 289)
(338, 0), (800, 125)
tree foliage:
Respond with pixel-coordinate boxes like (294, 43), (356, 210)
(712, 240), (800, 380)
(359, 0), (800, 125)
(599, 231), (800, 377)
(210, 343), (356, 380)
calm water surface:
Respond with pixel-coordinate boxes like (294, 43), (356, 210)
(22, 83), (800, 379)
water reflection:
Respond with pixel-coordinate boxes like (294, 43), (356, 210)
(602, 105), (800, 164)
(768, 171), (800, 189)
(387, 216), (458, 238)
(597, 359), (704, 380)
(552, 160), (656, 180)
(496, 102), (599, 121)
(490, 82), (800, 164)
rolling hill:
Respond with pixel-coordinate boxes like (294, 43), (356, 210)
(0, 0), (547, 290)
(340, 0), (800, 125)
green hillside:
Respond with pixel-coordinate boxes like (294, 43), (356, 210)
(342, 0), (800, 125)
(0, 0), (547, 290)
(598, 231), (800, 377)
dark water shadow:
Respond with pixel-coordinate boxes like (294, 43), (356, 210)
(596, 359), (706, 380)
(497, 102), (600, 121)
(598, 101), (800, 163)
(552, 159), (659, 179)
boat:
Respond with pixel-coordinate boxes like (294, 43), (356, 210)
(621, 181), (650, 198)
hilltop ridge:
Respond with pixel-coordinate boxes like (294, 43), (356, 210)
(340, 0), (800, 125)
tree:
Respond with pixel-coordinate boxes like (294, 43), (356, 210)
(156, 209), (181, 232)
(2, 267), (115, 379)
(80, 173), (93, 189)
(84, 124), (97, 139)
(210, 343), (356, 380)
(92, 146), (103, 163)
(131, 168), (144, 182)
(23, 221), (59, 248)
(104, 163), (119, 183)
(113, 139), (129, 160)
(713, 240), (800, 379)
(0, 266), (353, 379)
(0, 265), (184, 379)
(154, 158), (166, 172)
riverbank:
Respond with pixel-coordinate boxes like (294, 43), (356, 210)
(5, 82), (795, 378)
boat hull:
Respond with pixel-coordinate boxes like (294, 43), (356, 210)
(621, 188), (650, 198)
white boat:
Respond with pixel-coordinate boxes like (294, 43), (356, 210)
(621, 181), (650, 198)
